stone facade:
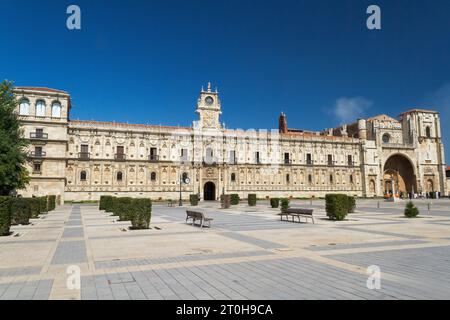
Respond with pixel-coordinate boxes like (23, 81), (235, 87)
(14, 85), (447, 202)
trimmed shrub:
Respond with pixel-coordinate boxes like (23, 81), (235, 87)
(404, 201), (419, 218)
(230, 194), (240, 205)
(114, 197), (133, 221)
(0, 197), (12, 236)
(104, 196), (114, 213)
(11, 198), (32, 225)
(280, 198), (290, 213)
(29, 198), (41, 218)
(130, 198), (152, 229)
(99, 196), (107, 210)
(325, 194), (348, 221)
(248, 194), (257, 206)
(39, 196), (48, 214)
(221, 194), (231, 209)
(347, 196), (356, 213)
(190, 194), (199, 206)
(48, 195), (56, 211)
(270, 198), (280, 208)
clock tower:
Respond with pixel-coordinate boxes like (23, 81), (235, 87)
(194, 82), (222, 130)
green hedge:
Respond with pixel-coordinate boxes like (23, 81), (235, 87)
(99, 196), (107, 210)
(270, 198), (280, 208)
(0, 197), (11, 236)
(230, 194), (240, 205)
(104, 196), (114, 212)
(190, 194), (199, 206)
(47, 195), (56, 211)
(248, 194), (257, 206)
(130, 198), (152, 229)
(404, 201), (419, 218)
(347, 196), (356, 213)
(280, 198), (290, 213)
(39, 196), (48, 214)
(113, 197), (133, 221)
(29, 198), (41, 218)
(325, 194), (349, 221)
(11, 198), (32, 225)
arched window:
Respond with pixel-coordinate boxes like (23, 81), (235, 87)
(80, 171), (87, 181)
(231, 173), (236, 182)
(308, 174), (312, 184)
(425, 126), (431, 138)
(36, 100), (46, 117)
(382, 133), (390, 144)
(117, 171), (123, 182)
(150, 172), (156, 181)
(330, 174), (334, 184)
(286, 174), (290, 183)
(19, 100), (30, 115)
(51, 102), (61, 118)
(350, 174), (354, 184)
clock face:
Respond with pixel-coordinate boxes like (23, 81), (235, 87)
(205, 96), (214, 105)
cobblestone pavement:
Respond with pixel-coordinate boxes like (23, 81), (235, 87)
(1, 199), (449, 300)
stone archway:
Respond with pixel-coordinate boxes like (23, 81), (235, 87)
(383, 154), (417, 195)
(203, 181), (216, 201)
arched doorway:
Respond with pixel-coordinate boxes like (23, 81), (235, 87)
(383, 154), (417, 195)
(203, 182), (216, 201)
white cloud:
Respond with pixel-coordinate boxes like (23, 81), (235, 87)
(332, 97), (372, 124)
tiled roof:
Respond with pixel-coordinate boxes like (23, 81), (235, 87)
(14, 86), (69, 95)
(70, 120), (192, 131)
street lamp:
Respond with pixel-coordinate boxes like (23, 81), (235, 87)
(179, 173), (190, 207)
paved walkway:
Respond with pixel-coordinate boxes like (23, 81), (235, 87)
(1, 199), (450, 299)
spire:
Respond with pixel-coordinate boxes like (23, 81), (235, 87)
(207, 82), (211, 92)
(279, 112), (288, 133)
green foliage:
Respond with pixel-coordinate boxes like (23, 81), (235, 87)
(103, 196), (114, 212)
(248, 194), (257, 206)
(0, 196), (11, 236)
(113, 197), (133, 221)
(280, 198), (290, 213)
(347, 196), (356, 213)
(404, 201), (419, 218)
(10, 197), (31, 225)
(47, 195), (56, 211)
(190, 194), (199, 206)
(0, 80), (30, 196)
(325, 194), (349, 221)
(230, 194), (240, 205)
(29, 197), (41, 218)
(270, 198), (280, 208)
(99, 196), (107, 210)
(130, 198), (152, 229)
(38, 196), (48, 214)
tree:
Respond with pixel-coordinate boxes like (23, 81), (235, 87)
(0, 80), (30, 195)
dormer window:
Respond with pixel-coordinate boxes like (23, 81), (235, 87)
(19, 100), (30, 115)
(36, 100), (46, 117)
(51, 102), (61, 118)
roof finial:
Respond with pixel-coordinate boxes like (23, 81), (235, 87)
(207, 82), (211, 92)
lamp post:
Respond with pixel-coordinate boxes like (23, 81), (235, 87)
(179, 173), (190, 207)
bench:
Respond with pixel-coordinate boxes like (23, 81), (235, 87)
(186, 210), (213, 229)
(279, 208), (314, 224)
(167, 200), (174, 207)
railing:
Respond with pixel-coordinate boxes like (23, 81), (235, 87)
(115, 153), (126, 161)
(29, 151), (46, 158)
(78, 152), (90, 160)
(306, 159), (314, 165)
(284, 159), (292, 165)
(383, 142), (415, 149)
(148, 155), (159, 162)
(30, 132), (48, 139)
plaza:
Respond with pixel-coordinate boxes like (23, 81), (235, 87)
(0, 199), (449, 300)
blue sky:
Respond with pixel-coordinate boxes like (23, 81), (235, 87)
(2, 0), (450, 158)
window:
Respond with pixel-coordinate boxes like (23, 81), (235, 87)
(51, 102), (61, 118)
(181, 148), (188, 162)
(231, 173), (236, 182)
(229, 150), (236, 164)
(382, 133), (390, 143)
(205, 148), (213, 163)
(33, 162), (41, 173)
(350, 174), (354, 184)
(306, 153), (312, 165)
(34, 146), (43, 156)
(286, 174), (290, 183)
(19, 100), (30, 115)
(348, 155), (353, 166)
(117, 171), (123, 182)
(308, 174), (312, 184)
(80, 171), (87, 181)
(150, 148), (158, 160)
(425, 126), (431, 138)
(330, 174), (334, 184)
(327, 154), (333, 166)
(36, 100), (46, 117)
(284, 153), (290, 164)
(255, 151), (260, 164)
(150, 172), (156, 181)
(182, 172), (188, 183)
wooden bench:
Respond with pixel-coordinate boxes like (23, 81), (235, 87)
(279, 208), (314, 224)
(186, 210), (213, 229)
